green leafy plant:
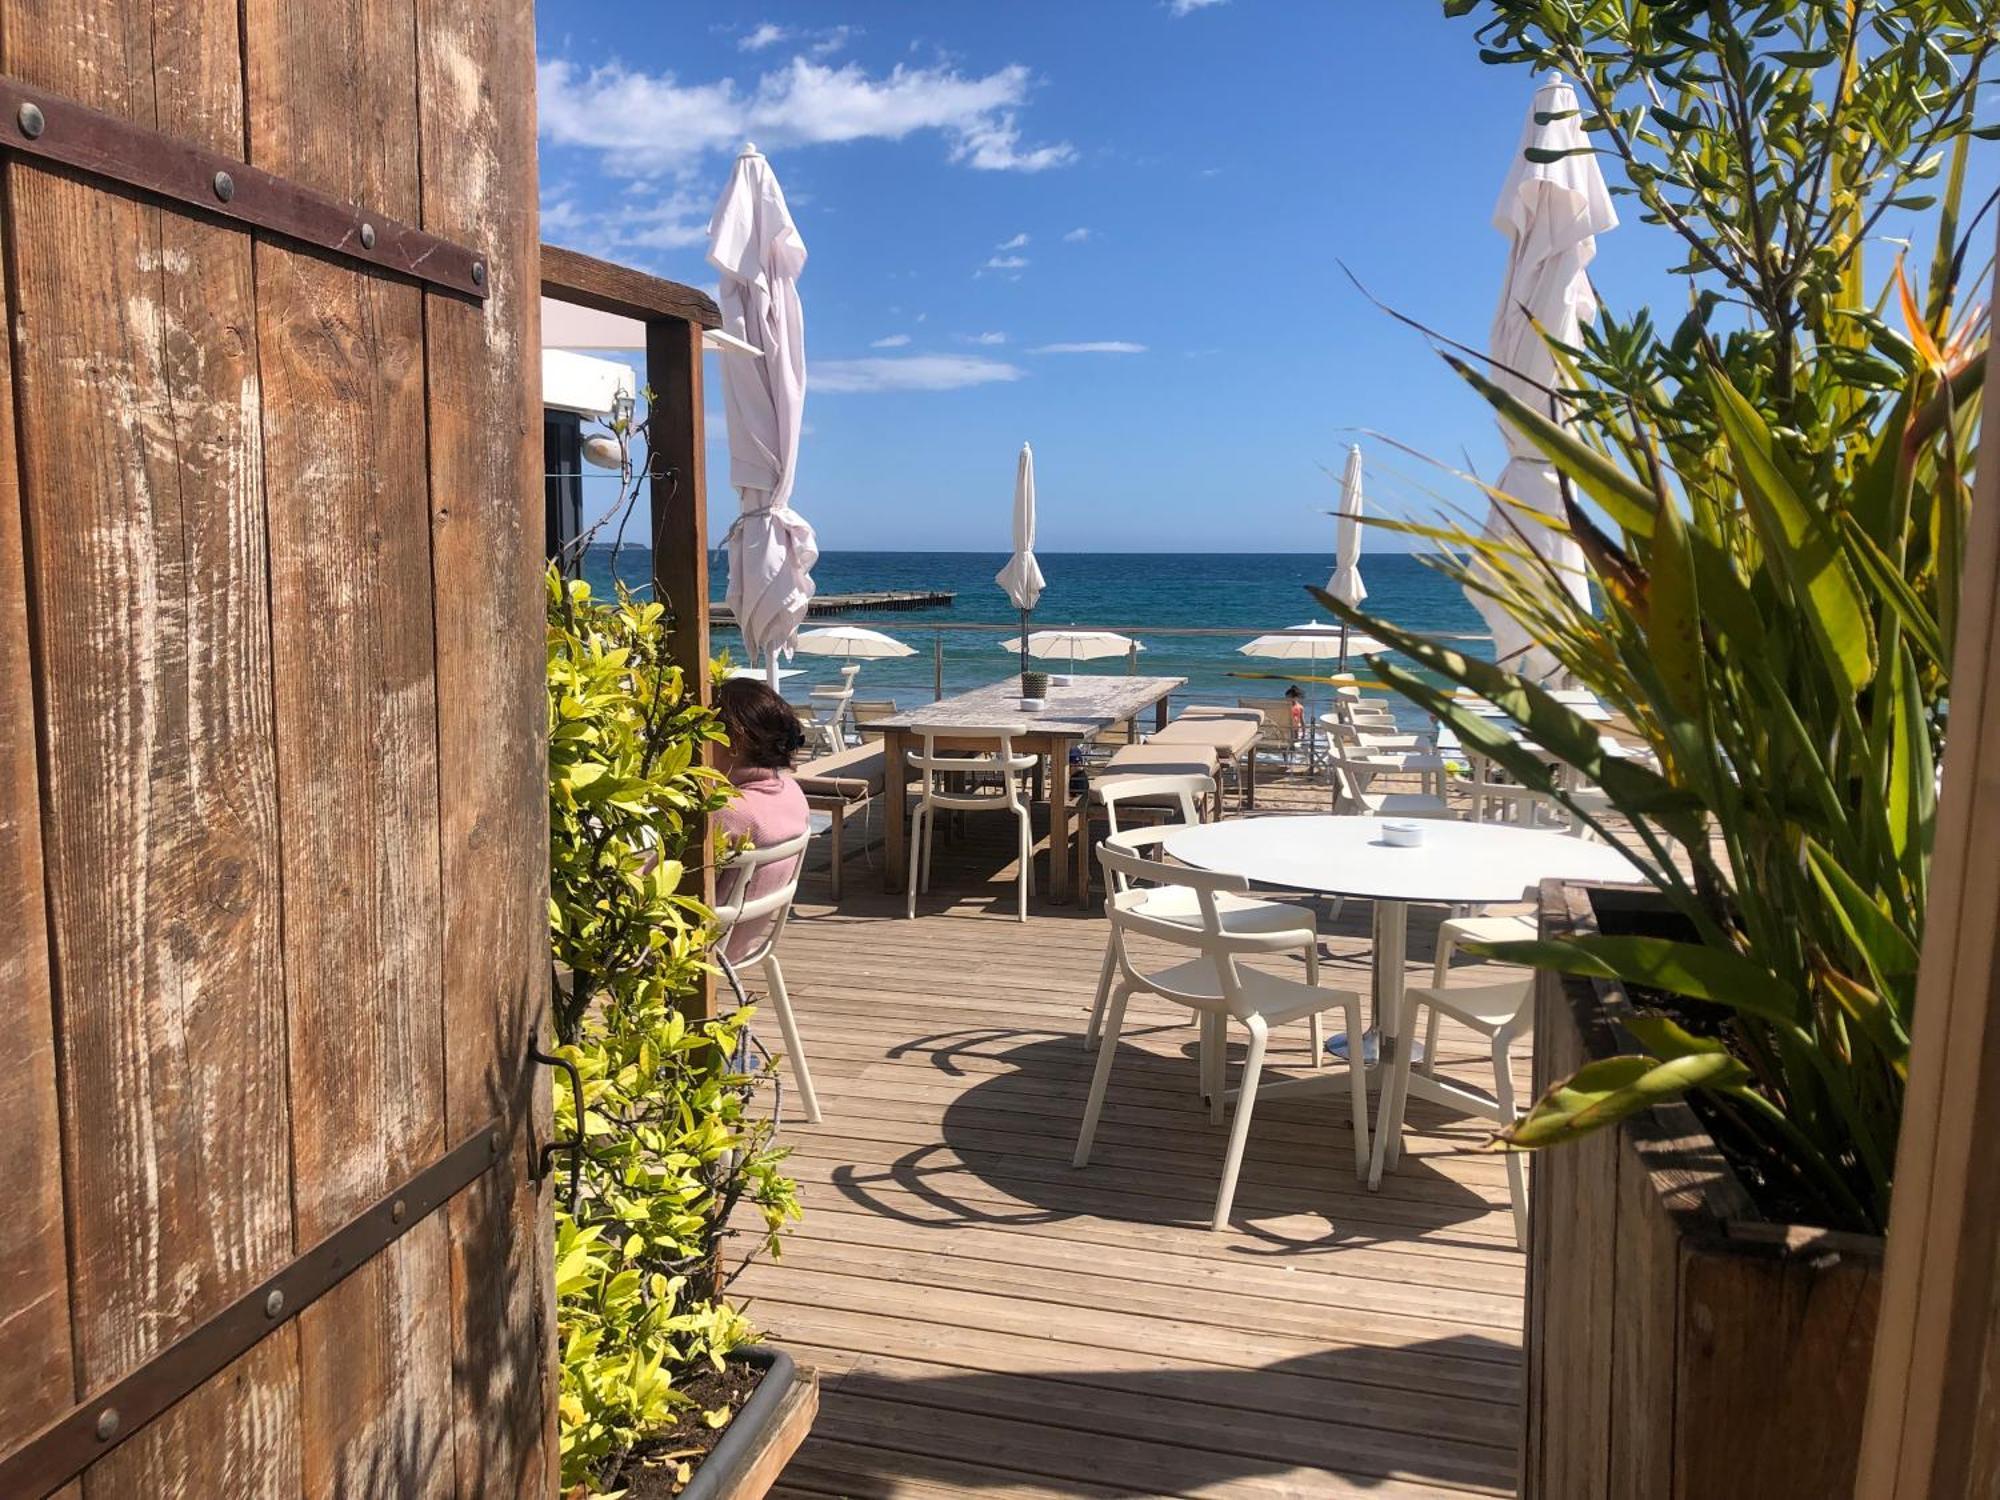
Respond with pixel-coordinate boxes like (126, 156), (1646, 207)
(547, 556), (801, 1495)
(1316, 3), (1996, 1233)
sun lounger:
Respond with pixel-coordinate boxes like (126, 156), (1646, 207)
(796, 742), (887, 898)
(1104, 741), (1221, 780)
(1148, 709), (1265, 808)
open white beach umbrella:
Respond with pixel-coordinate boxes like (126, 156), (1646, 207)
(710, 142), (818, 686)
(1471, 76), (1615, 681)
(795, 625), (916, 661)
(1000, 629), (1142, 669)
(1239, 623), (1386, 663)
(996, 442), (1046, 676)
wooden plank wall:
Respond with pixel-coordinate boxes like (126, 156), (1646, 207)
(416, 0), (555, 1491)
(4, 1), (300, 1493)
(0, 0), (549, 1493)
(1852, 216), (2000, 1498)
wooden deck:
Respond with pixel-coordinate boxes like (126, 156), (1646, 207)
(737, 768), (1528, 1499)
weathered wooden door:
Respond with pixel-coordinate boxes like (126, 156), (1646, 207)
(0, 2), (552, 1495)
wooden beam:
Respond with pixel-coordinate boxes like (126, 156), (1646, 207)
(418, 0), (555, 1492)
(645, 315), (717, 1016)
(1852, 217), (2000, 1497)
(541, 243), (721, 329)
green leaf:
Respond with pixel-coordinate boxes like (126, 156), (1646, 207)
(1503, 1050), (1751, 1149)
(1443, 355), (1658, 537)
(1705, 366), (1875, 691)
(1475, 935), (1804, 1027)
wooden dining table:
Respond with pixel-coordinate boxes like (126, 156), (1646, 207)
(874, 674), (1185, 906)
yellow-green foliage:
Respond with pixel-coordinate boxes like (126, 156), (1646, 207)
(546, 568), (802, 1493)
(1319, 4), (1998, 1232)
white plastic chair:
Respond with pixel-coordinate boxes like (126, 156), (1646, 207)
(1329, 755), (1454, 819)
(905, 723), (1038, 922)
(1073, 842), (1370, 1231)
(1402, 963), (1535, 1246)
(714, 829), (819, 1123)
(1080, 776), (1328, 1066)
(805, 687), (854, 756)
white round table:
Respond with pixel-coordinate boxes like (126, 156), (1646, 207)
(1161, 814), (1641, 1189)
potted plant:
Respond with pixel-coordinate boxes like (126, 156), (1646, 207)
(548, 457), (809, 1497)
(1019, 667), (1050, 705)
(1322, 5), (1992, 1493)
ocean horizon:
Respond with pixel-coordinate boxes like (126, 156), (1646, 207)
(577, 546), (1490, 720)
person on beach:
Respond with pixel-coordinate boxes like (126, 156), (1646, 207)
(1285, 685), (1306, 748)
(714, 677), (811, 963)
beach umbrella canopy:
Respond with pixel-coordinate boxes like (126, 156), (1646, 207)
(1239, 623), (1386, 662)
(1471, 76), (1616, 681)
(795, 625), (916, 660)
(710, 142), (818, 685)
(996, 442), (1046, 674)
(1326, 444), (1367, 609)
(1000, 629), (1142, 667)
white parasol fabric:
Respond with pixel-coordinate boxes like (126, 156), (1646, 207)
(1326, 444), (1367, 608)
(996, 442), (1045, 612)
(795, 625), (916, 660)
(709, 142), (818, 685)
(997, 442), (1046, 676)
(1471, 76), (1616, 681)
(1000, 629), (1142, 667)
(1239, 623), (1386, 662)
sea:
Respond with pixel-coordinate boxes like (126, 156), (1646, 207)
(575, 548), (1490, 726)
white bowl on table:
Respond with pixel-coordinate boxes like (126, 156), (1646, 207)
(1380, 820), (1424, 848)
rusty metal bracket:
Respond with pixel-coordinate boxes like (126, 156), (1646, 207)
(0, 1120), (503, 1498)
(530, 1042), (585, 1215)
(0, 75), (487, 297)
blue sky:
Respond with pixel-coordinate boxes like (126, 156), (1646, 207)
(534, 3), (1975, 554)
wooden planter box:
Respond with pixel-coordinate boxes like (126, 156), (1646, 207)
(1522, 883), (1883, 1500)
(680, 1349), (819, 1500)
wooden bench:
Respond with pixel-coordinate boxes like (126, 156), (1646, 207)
(796, 742), (886, 899)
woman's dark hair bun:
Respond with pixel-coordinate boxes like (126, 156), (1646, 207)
(716, 677), (809, 769)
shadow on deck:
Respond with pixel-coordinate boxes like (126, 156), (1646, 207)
(742, 767), (1527, 1499)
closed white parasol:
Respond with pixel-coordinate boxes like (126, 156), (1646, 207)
(1471, 76), (1616, 681)
(996, 442), (1046, 678)
(709, 142), (818, 686)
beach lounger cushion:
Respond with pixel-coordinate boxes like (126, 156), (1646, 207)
(1105, 742), (1220, 778)
(1150, 716), (1262, 758)
(796, 742), (886, 801)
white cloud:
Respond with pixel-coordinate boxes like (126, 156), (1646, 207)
(870, 333), (912, 348)
(538, 57), (1073, 178)
(813, 355), (1025, 393)
(810, 25), (858, 57)
(1030, 341), (1147, 354)
(1062, 226), (1092, 243)
(963, 331), (1008, 345)
(981, 253), (1029, 272)
(739, 22), (789, 51)
(996, 232), (1030, 251)
(1168, 0), (1227, 14)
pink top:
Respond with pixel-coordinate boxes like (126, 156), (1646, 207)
(715, 767), (811, 964)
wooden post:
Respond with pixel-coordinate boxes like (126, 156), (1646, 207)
(646, 316), (717, 1016)
(1851, 218), (2000, 1497)
(536, 248), (722, 1022)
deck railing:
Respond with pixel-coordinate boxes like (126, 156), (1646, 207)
(742, 617), (1493, 701)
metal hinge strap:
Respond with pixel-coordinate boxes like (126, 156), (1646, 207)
(0, 1120), (503, 1498)
(0, 75), (488, 298)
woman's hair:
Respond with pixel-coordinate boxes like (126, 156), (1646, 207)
(1284, 685), (1303, 699)
(716, 677), (808, 769)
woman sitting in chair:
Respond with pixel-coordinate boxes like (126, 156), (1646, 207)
(714, 677), (811, 962)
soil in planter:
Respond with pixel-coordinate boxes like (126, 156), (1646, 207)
(613, 1362), (765, 1499)
(1590, 892), (1828, 1230)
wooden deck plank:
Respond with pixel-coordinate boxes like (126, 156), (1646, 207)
(746, 768), (1525, 1497)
